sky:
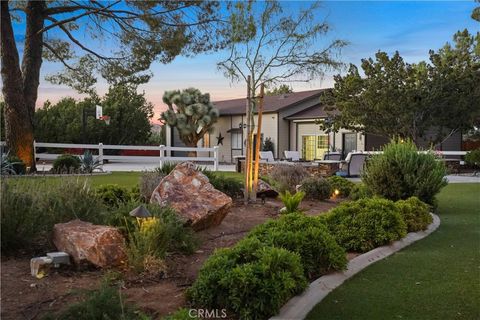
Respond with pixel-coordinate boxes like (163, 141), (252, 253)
(6, 1), (479, 120)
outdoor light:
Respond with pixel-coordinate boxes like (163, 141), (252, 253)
(129, 205), (151, 219)
(334, 189), (340, 196)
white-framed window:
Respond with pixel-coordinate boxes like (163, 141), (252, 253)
(232, 131), (242, 149)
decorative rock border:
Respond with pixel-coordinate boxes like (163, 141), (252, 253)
(270, 213), (441, 320)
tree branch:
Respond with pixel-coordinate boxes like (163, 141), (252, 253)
(43, 42), (77, 71)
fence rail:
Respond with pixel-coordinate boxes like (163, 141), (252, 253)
(0, 142), (220, 171)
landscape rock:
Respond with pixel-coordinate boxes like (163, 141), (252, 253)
(150, 162), (232, 231)
(257, 179), (279, 198)
(53, 220), (127, 268)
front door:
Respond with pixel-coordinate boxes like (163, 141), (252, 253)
(343, 133), (357, 158)
(302, 135), (329, 161)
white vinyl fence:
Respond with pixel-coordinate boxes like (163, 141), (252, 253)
(0, 142), (220, 171)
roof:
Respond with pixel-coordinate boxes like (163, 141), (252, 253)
(213, 89), (326, 116)
(285, 104), (338, 120)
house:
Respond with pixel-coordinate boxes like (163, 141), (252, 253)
(166, 89), (462, 163)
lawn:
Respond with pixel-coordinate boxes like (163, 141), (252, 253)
(4, 171), (245, 188)
(306, 183), (480, 320)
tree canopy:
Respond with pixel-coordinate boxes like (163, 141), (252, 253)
(35, 84), (154, 145)
(321, 30), (480, 146)
(1, 0), (231, 169)
(160, 88), (219, 154)
(265, 84), (293, 96)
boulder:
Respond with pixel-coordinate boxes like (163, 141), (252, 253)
(256, 179), (279, 198)
(150, 162), (232, 231)
(53, 220), (127, 268)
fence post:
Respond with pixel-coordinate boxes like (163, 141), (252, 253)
(213, 146), (219, 171)
(98, 143), (104, 165)
(159, 145), (165, 168)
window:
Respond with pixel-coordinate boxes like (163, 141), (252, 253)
(232, 131), (242, 149)
(302, 134), (329, 160)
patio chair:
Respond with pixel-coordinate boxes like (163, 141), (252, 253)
(323, 152), (342, 161)
(259, 151), (275, 162)
(337, 152), (368, 177)
(284, 150), (301, 162)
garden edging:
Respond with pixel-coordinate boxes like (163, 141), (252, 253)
(270, 213), (441, 320)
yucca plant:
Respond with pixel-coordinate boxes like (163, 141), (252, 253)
(80, 150), (103, 173)
(279, 190), (305, 214)
(1, 152), (17, 175)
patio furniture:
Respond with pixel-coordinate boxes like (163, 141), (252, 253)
(337, 152), (369, 177)
(284, 150), (301, 162)
(323, 152), (342, 161)
(259, 151), (275, 163)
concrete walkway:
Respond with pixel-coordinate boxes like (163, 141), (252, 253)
(347, 175), (480, 184)
(270, 213), (441, 320)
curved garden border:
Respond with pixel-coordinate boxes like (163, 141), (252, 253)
(270, 213), (441, 320)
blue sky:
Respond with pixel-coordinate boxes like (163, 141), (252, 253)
(10, 1), (479, 118)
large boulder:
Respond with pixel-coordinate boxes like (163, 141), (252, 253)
(257, 179), (279, 198)
(150, 162), (232, 231)
(53, 220), (127, 268)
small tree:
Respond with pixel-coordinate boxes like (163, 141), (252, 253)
(161, 88), (219, 156)
(265, 85), (293, 96)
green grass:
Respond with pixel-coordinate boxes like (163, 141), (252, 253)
(5, 171), (244, 188)
(306, 183), (480, 320)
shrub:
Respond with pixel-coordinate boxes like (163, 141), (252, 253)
(1, 152), (24, 175)
(465, 149), (480, 168)
(155, 162), (177, 175)
(187, 238), (307, 320)
(321, 198), (407, 252)
(395, 197), (433, 232)
(7, 154), (26, 174)
(52, 154), (81, 173)
(300, 177), (332, 200)
(269, 164), (309, 192)
(349, 183), (373, 200)
(163, 308), (192, 320)
(95, 184), (132, 207)
(362, 139), (447, 205)
(248, 213), (347, 278)
(201, 169), (243, 198)
(327, 176), (354, 197)
(106, 202), (196, 256)
(79, 150), (102, 173)
(279, 190), (305, 214)
(262, 137), (275, 154)
(139, 171), (165, 202)
(1, 179), (106, 254)
(43, 281), (148, 320)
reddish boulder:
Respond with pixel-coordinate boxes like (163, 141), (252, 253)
(53, 220), (127, 268)
(150, 162), (232, 231)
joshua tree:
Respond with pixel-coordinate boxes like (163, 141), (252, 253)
(161, 88), (219, 156)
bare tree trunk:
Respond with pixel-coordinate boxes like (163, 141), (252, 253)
(1, 1), (37, 170)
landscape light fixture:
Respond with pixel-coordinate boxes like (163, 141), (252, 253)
(129, 205), (151, 219)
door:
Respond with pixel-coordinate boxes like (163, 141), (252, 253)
(302, 135), (329, 161)
(343, 133), (357, 158)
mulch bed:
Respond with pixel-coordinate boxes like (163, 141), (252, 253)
(0, 198), (340, 320)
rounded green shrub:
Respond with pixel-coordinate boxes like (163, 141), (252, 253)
(465, 149), (480, 168)
(52, 154), (81, 173)
(395, 197), (432, 232)
(248, 213), (347, 278)
(349, 183), (373, 200)
(300, 177), (332, 201)
(362, 139), (447, 205)
(187, 238), (307, 320)
(327, 176), (355, 197)
(321, 198), (407, 252)
(95, 184), (132, 207)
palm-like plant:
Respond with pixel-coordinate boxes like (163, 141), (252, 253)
(1, 152), (18, 175)
(279, 190), (305, 214)
(80, 150), (103, 173)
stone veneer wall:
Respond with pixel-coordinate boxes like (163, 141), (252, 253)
(239, 161), (339, 177)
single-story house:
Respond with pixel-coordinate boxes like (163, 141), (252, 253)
(166, 89), (461, 163)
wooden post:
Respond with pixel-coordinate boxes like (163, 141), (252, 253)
(244, 76), (251, 204)
(252, 84), (264, 201)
